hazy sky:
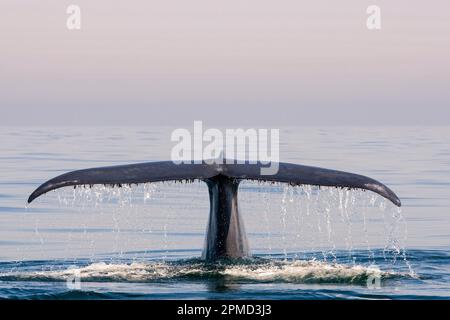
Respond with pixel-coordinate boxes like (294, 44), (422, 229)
(1, 0), (449, 126)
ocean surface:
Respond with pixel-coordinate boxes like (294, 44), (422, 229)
(0, 126), (449, 299)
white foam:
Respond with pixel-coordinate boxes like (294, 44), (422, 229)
(0, 259), (405, 284)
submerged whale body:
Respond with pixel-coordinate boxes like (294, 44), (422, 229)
(28, 160), (401, 261)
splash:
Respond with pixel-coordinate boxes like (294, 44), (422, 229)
(28, 180), (413, 276)
(239, 181), (413, 273)
(0, 258), (409, 285)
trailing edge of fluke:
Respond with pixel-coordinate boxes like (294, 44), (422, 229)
(27, 160), (401, 206)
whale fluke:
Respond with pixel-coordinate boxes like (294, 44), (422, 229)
(27, 160), (401, 261)
(28, 160), (401, 206)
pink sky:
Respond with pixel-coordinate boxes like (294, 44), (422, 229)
(1, 0), (449, 125)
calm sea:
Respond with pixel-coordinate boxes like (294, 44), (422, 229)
(0, 126), (449, 299)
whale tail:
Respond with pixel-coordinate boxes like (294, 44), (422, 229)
(27, 160), (401, 261)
